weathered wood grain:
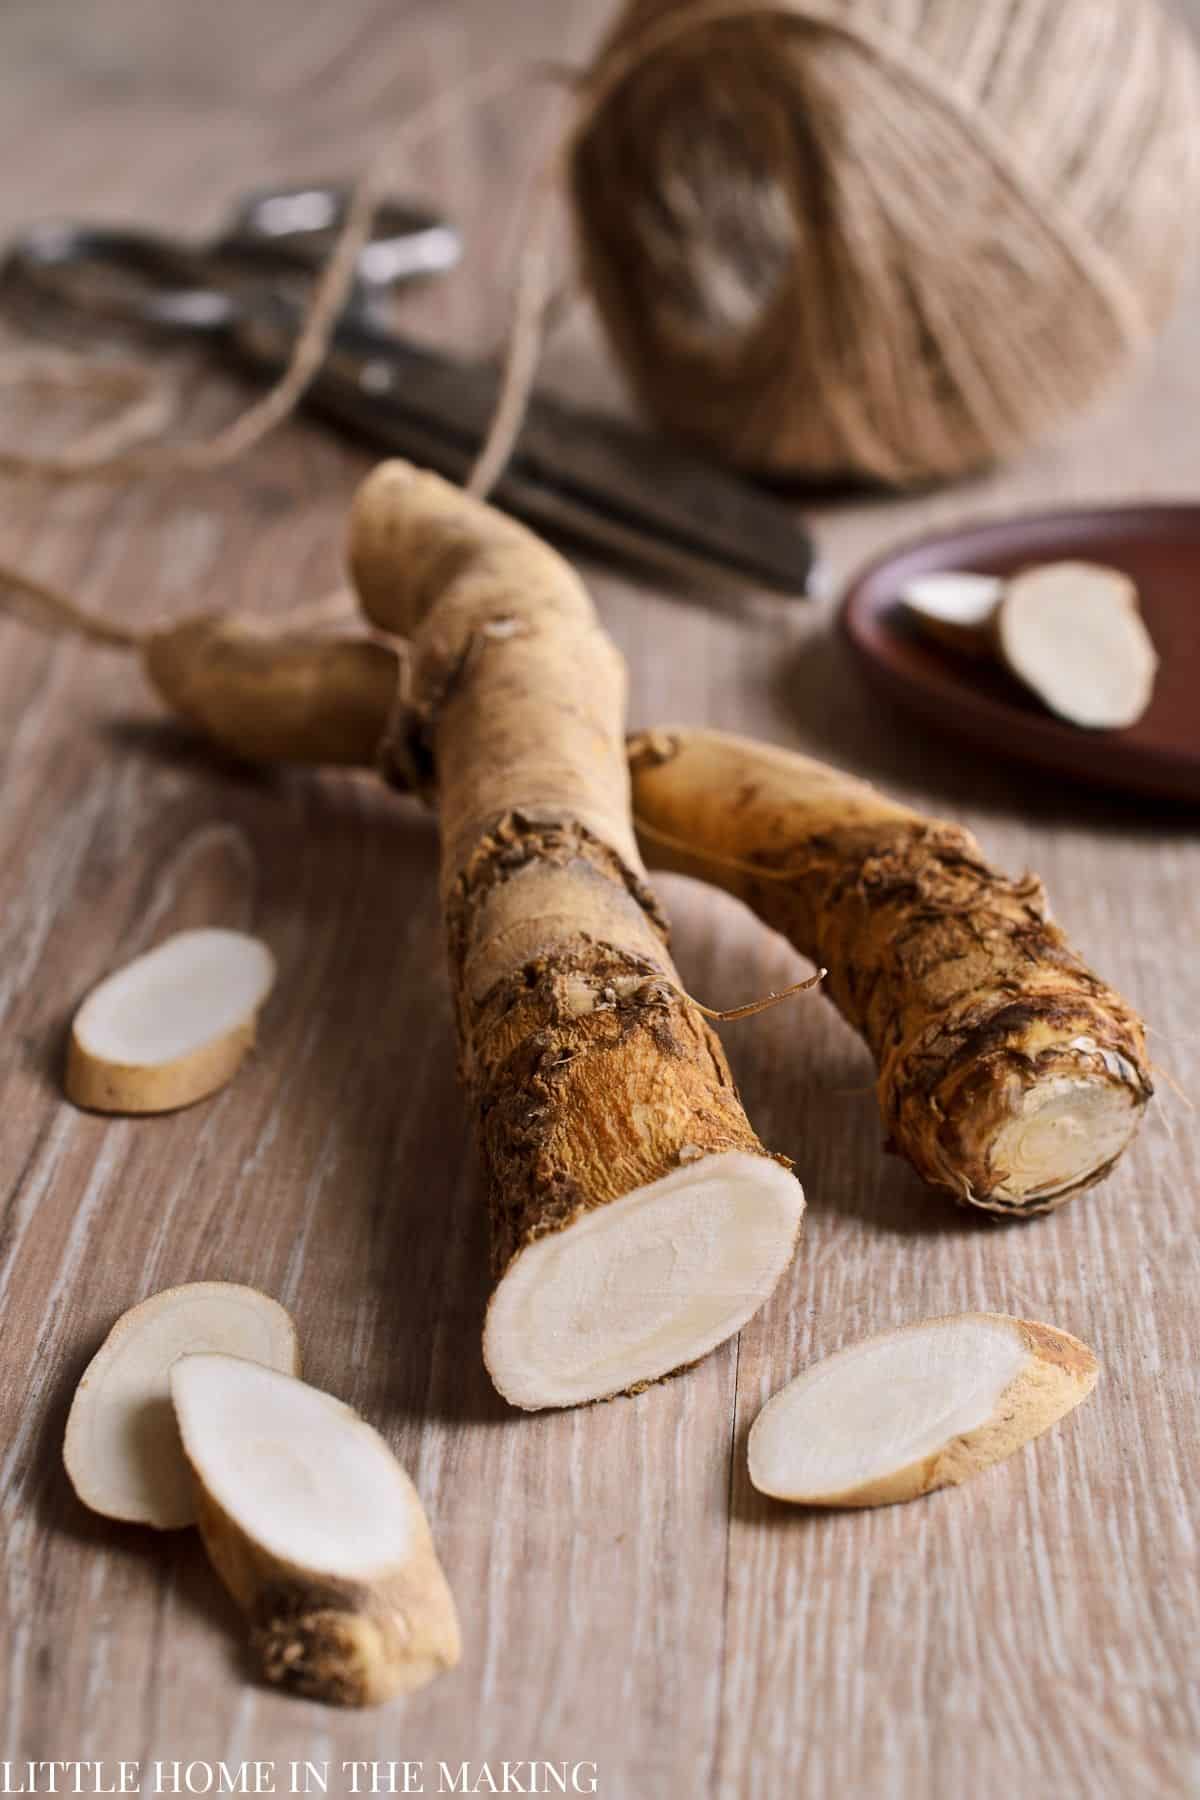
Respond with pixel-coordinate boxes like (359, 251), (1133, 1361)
(1, 1), (1197, 1795)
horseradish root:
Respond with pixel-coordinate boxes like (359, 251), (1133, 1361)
(63, 1284), (299, 1528)
(748, 1313), (1097, 1507)
(629, 729), (1152, 1214)
(67, 928), (276, 1113)
(20, 563), (1150, 1213)
(997, 561), (1157, 728)
(144, 613), (400, 767)
(349, 461), (804, 1409)
(171, 1355), (460, 1706)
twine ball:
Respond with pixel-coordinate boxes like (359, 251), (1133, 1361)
(570, 0), (1200, 486)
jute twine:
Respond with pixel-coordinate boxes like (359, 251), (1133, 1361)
(568, 0), (1200, 485)
(4, 0), (1200, 631)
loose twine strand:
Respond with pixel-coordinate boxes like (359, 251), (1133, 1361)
(0, 559), (144, 648)
(0, 348), (176, 467)
(10, 7), (875, 499)
(0, 57), (561, 486)
(0, 170), (378, 484)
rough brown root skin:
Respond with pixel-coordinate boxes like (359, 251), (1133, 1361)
(349, 463), (803, 1408)
(143, 614), (401, 767)
(628, 728), (1152, 1215)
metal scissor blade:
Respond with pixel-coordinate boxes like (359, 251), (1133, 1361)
(233, 308), (815, 596)
(516, 392), (816, 595)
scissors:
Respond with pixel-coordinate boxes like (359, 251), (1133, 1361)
(3, 182), (816, 595)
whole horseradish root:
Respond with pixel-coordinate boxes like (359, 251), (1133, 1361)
(348, 463), (805, 1409)
(628, 730), (1152, 1214)
(11, 489), (1152, 1218)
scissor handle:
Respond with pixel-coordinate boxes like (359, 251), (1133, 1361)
(4, 190), (461, 337)
(221, 183), (460, 287)
(4, 221), (240, 331)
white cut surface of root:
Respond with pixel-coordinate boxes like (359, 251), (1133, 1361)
(63, 1284), (299, 1528)
(747, 1313), (1097, 1508)
(484, 1150), (805, 1410)
(998, 561), (1157, 729)
(899, 570), (1003, 651)
(171, 1355), (460, 1707)
(990, 1070), (1141, 1204)
(67, 927), (276, 1113)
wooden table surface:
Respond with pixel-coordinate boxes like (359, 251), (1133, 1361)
(2, 3), (1197, 1795)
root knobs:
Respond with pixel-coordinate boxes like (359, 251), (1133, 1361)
(32, 514), (1151, 1218)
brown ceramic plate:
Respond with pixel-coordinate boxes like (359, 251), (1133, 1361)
(841, 504), (1200, 801)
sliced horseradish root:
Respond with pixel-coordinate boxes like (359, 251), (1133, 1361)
(171, 1355), (461, 1706)
(898, 570), (1004, 652)
(747, 1313), (1097, 1508)
(627, 728), (1152, 1215)
(483, 1151), (805, 1411)
(64, 1283), (299, 1528)
(986, 1068), (1142, 1206)
(66, 927), (276, 1113)
(348, 465), (806, 1410)
(998, 561), (1157, 729)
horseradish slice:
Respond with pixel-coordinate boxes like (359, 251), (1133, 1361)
(67, 927), (275, 1112)
(748, 1313), (1097, 1507)
(64, 1282), (299, 1528)
(899, 570), (1003, 652)
(998, 561), (1156, 729)
(172, 1355), (461, 1706)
